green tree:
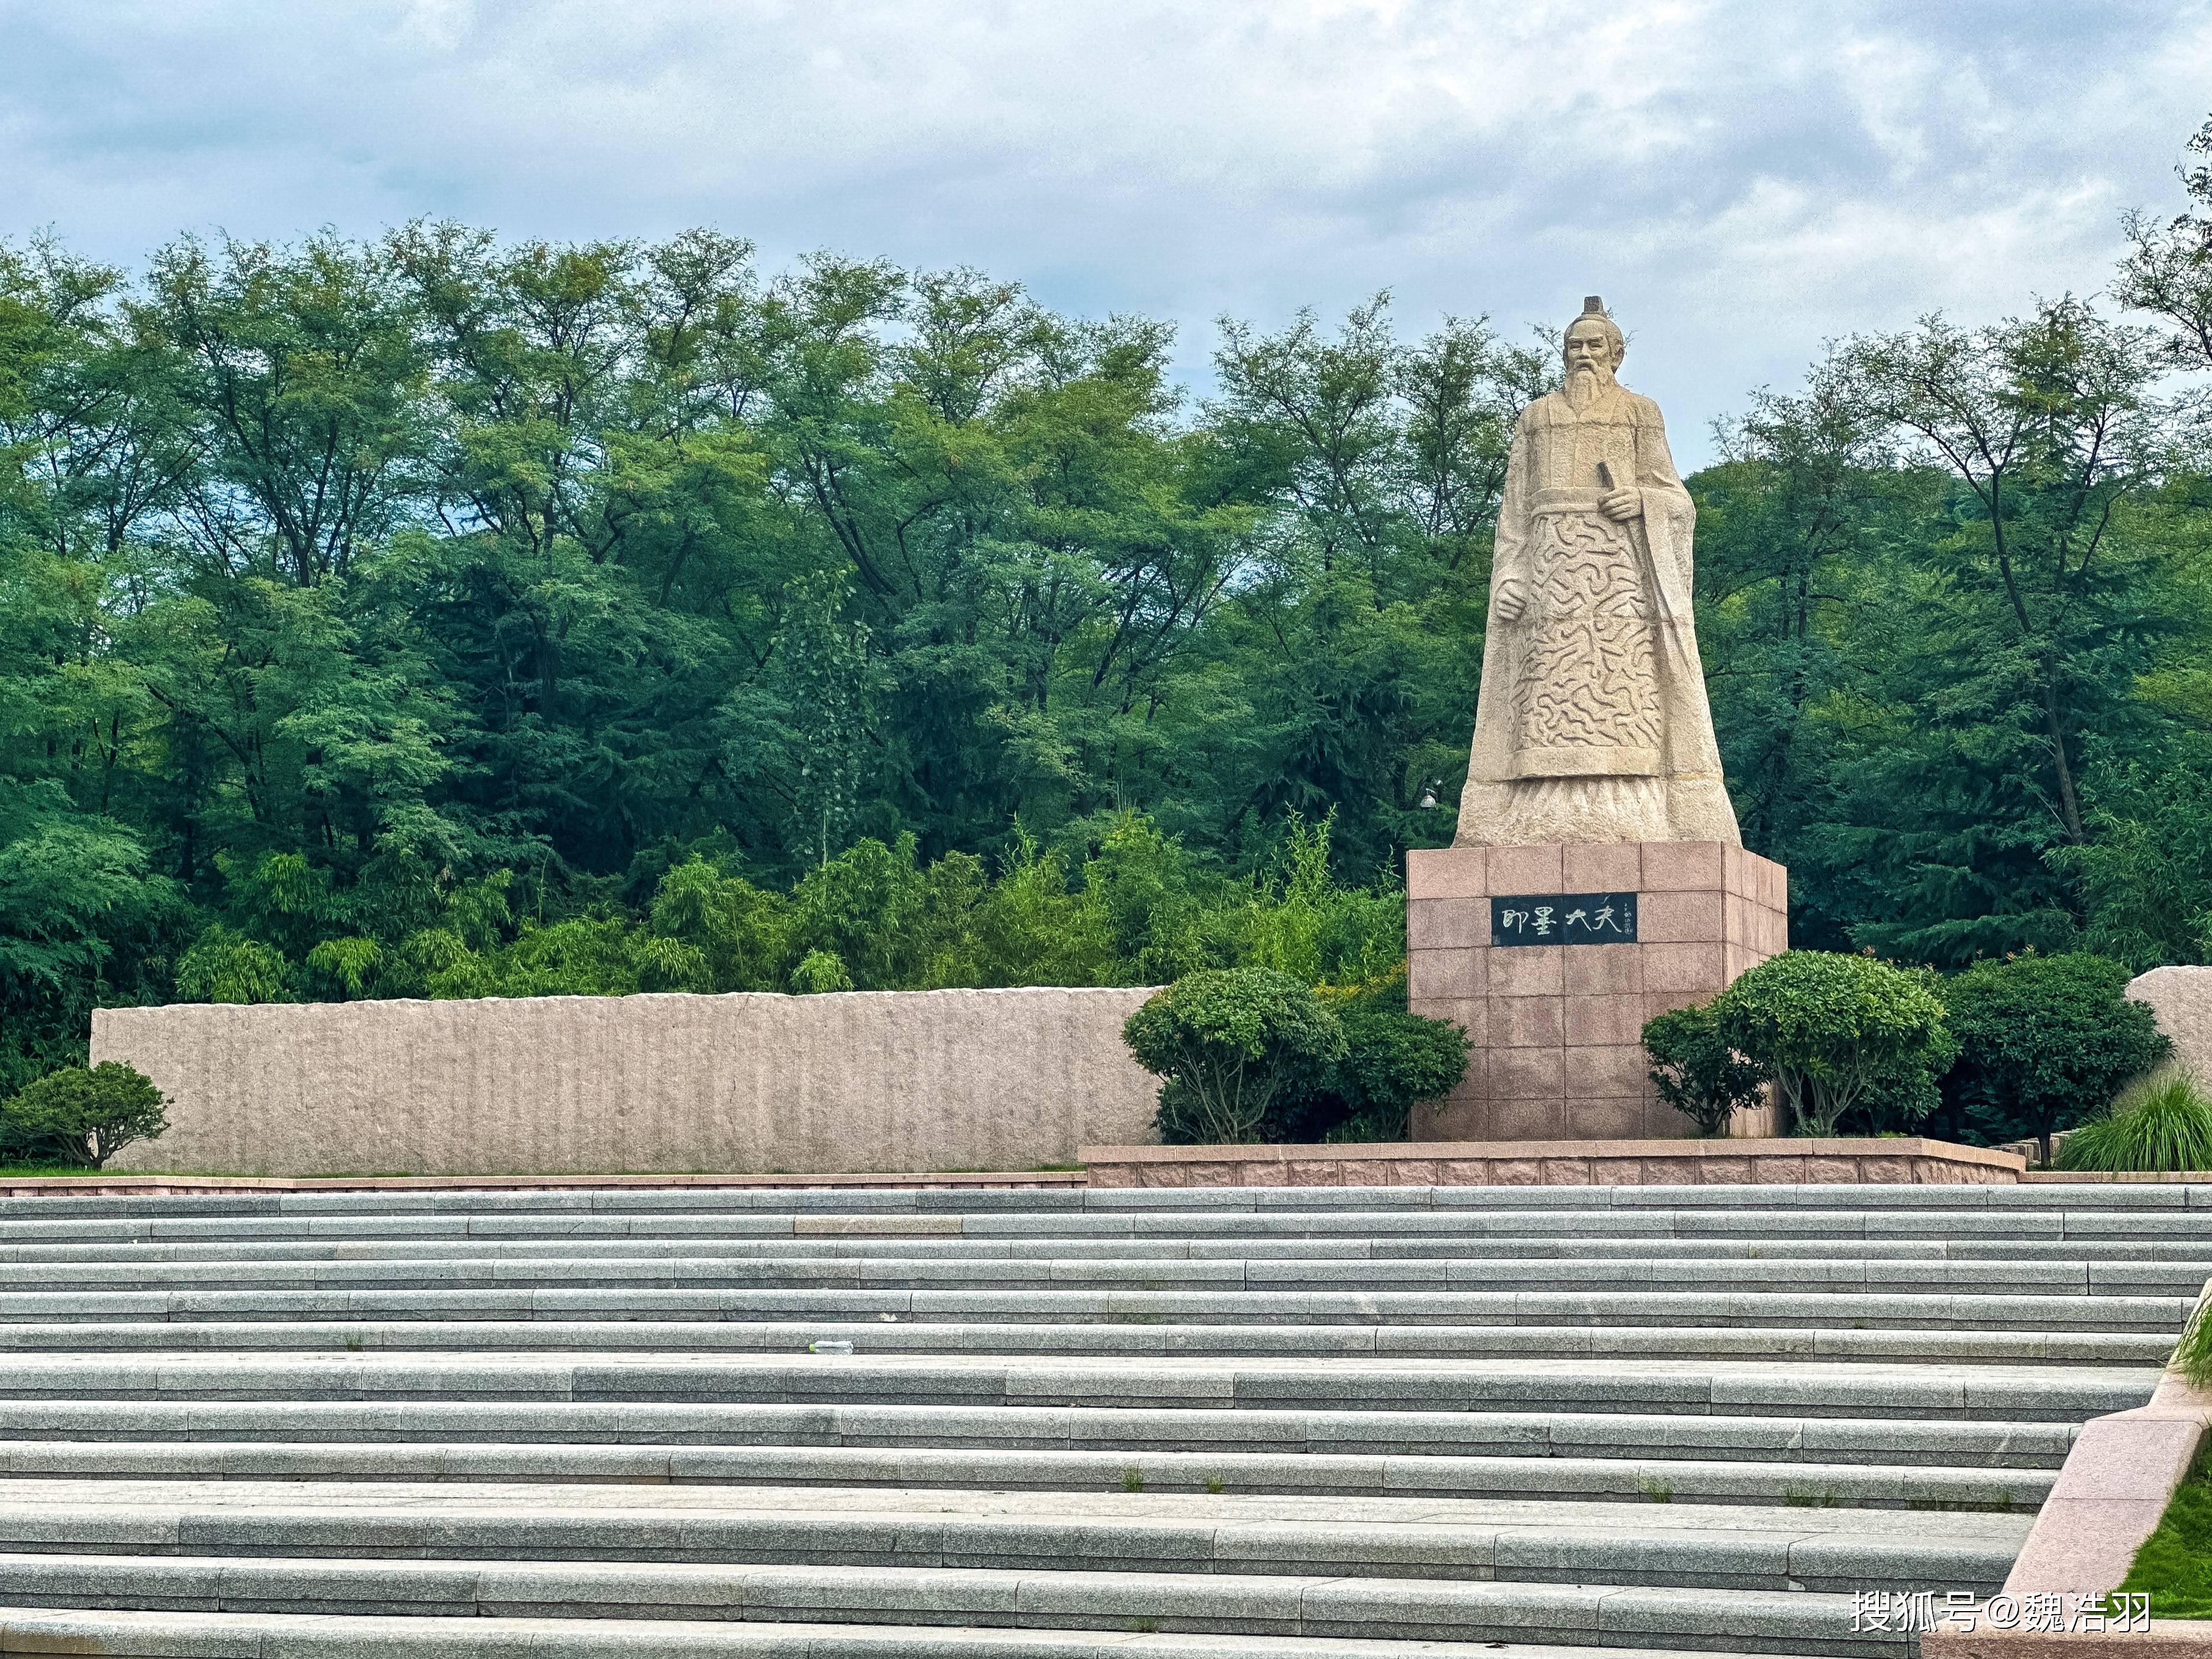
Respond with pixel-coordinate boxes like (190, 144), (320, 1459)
(137, 232), (428, 587)
(1, 1061), (166, 1167)
(1827, 301), (2181, 961)
(1642, 1002), (1773, 1137)
(1715, 951), (1958, 1135)
(1278, 995), (1467, 1142)
(1939, 952), (2171, 1161)
(9, 201), (2212, 1090)
(2114, 114), (2212, 373)
(1124, 967), (1344, 1145)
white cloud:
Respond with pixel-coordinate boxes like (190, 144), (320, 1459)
(398, 0), (474, 52)
(1, 0), (2208, 461)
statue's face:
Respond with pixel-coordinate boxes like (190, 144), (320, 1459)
(1564, 318), (1618, 380)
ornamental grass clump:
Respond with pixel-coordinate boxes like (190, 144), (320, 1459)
(2056, 1073), (2212, 1176)
(1123, 967), (1345, 1145)
(2175, 1292), (2212, 1391)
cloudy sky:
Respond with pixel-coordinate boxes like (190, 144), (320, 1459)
(4, 0), (2208, 464)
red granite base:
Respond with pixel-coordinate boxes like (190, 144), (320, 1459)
(1406, 840), (1788, 1141)
(1078, 1137), (2026, 1187)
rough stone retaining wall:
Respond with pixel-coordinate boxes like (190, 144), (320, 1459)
(93, 988), (1162, 1177)
(0, 1171), (1091, 1197)
(2132, 966), (2212, 1085)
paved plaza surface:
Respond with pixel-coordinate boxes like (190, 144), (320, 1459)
(0, 1182), (2200, 1655)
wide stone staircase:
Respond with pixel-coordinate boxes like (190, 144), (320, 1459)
(0, 1180), (2200, 1657)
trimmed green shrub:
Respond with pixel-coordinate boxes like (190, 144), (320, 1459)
(1713, 951), (1957, 1137)
(2056, 1073), (2212, 1174)
(1126, 968), (1345, 1145)
(1296, 1003), (1470, 1142)
(1940, 952), (2171, 1163)
(0, 1063), (168, 1169)
(1643, 1002), (1771, 1137)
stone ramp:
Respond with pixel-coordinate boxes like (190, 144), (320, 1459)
(0, 1183), (2199, 1657)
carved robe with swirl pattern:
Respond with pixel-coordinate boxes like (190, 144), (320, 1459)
(1454, 380), (1742, 848)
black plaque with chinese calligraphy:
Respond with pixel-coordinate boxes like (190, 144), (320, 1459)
(1490, 892), (1638, 947)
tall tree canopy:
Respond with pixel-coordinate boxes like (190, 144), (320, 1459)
(5, 121), (2212, 1082)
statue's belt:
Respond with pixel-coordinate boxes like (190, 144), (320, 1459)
(1510, 745), (1665, 779)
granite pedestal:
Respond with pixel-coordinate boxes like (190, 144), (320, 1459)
(1406, 839), (1789, 1141)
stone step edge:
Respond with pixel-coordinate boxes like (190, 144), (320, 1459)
(0, 1606), (1778, 1658)
(0, 1553), (1911, 1648)
(4, 1274), (2194, 1300)
(1, 1174), (1090, 1198)
(0, 1510), (2021, 1590)
(12, 1185), (2212, 1229)
(1, 1290), (2187, 1326)
(0, 1444), (2058, 1509)
(0, 1399), (2093, 1450)
(0, 1323), (2171, 1366)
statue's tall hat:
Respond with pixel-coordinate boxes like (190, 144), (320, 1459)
(1570, 295), (1625, 363)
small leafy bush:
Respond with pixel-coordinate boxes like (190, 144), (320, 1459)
(1643, 1002), (1771, 1137)
(1326, 1004), (1469, 1140)
(1274, 1000), (1468, 1143)
(1714, 951), (1956, 1137)
(788, 948), (854, 993)
(1126, 968), (1345, 1145)
(1940, 952), (2170, 1163)
(2056, 1073), (2212, 1174)
(175, 925), (294, 1004)
(0, 1063), (168, 1169)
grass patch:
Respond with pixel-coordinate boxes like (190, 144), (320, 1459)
(2112, 1461), (2212, 1618)
(0, 1161), (114, 1177)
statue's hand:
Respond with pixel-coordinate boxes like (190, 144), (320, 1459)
(1493, 579), (1528, 624)
(1600, 487), (1642, 522)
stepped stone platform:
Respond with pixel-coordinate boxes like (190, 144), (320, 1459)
(0, 1182), (2202, 1656)
(1083, 1139), (2027, 1189)
(0, 1170), (1089, 1199)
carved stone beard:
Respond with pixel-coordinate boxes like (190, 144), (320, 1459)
(1563, 360), (1614, 412)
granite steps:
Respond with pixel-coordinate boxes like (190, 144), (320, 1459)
(0, 1182), (2193, 1658)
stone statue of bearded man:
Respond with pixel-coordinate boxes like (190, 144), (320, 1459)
(1454, 297), (1741, 848)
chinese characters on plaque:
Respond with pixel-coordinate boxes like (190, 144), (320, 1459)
(1490, 892), (1639, 947)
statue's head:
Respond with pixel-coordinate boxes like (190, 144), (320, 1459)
(1562, 296), (1625, 386)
